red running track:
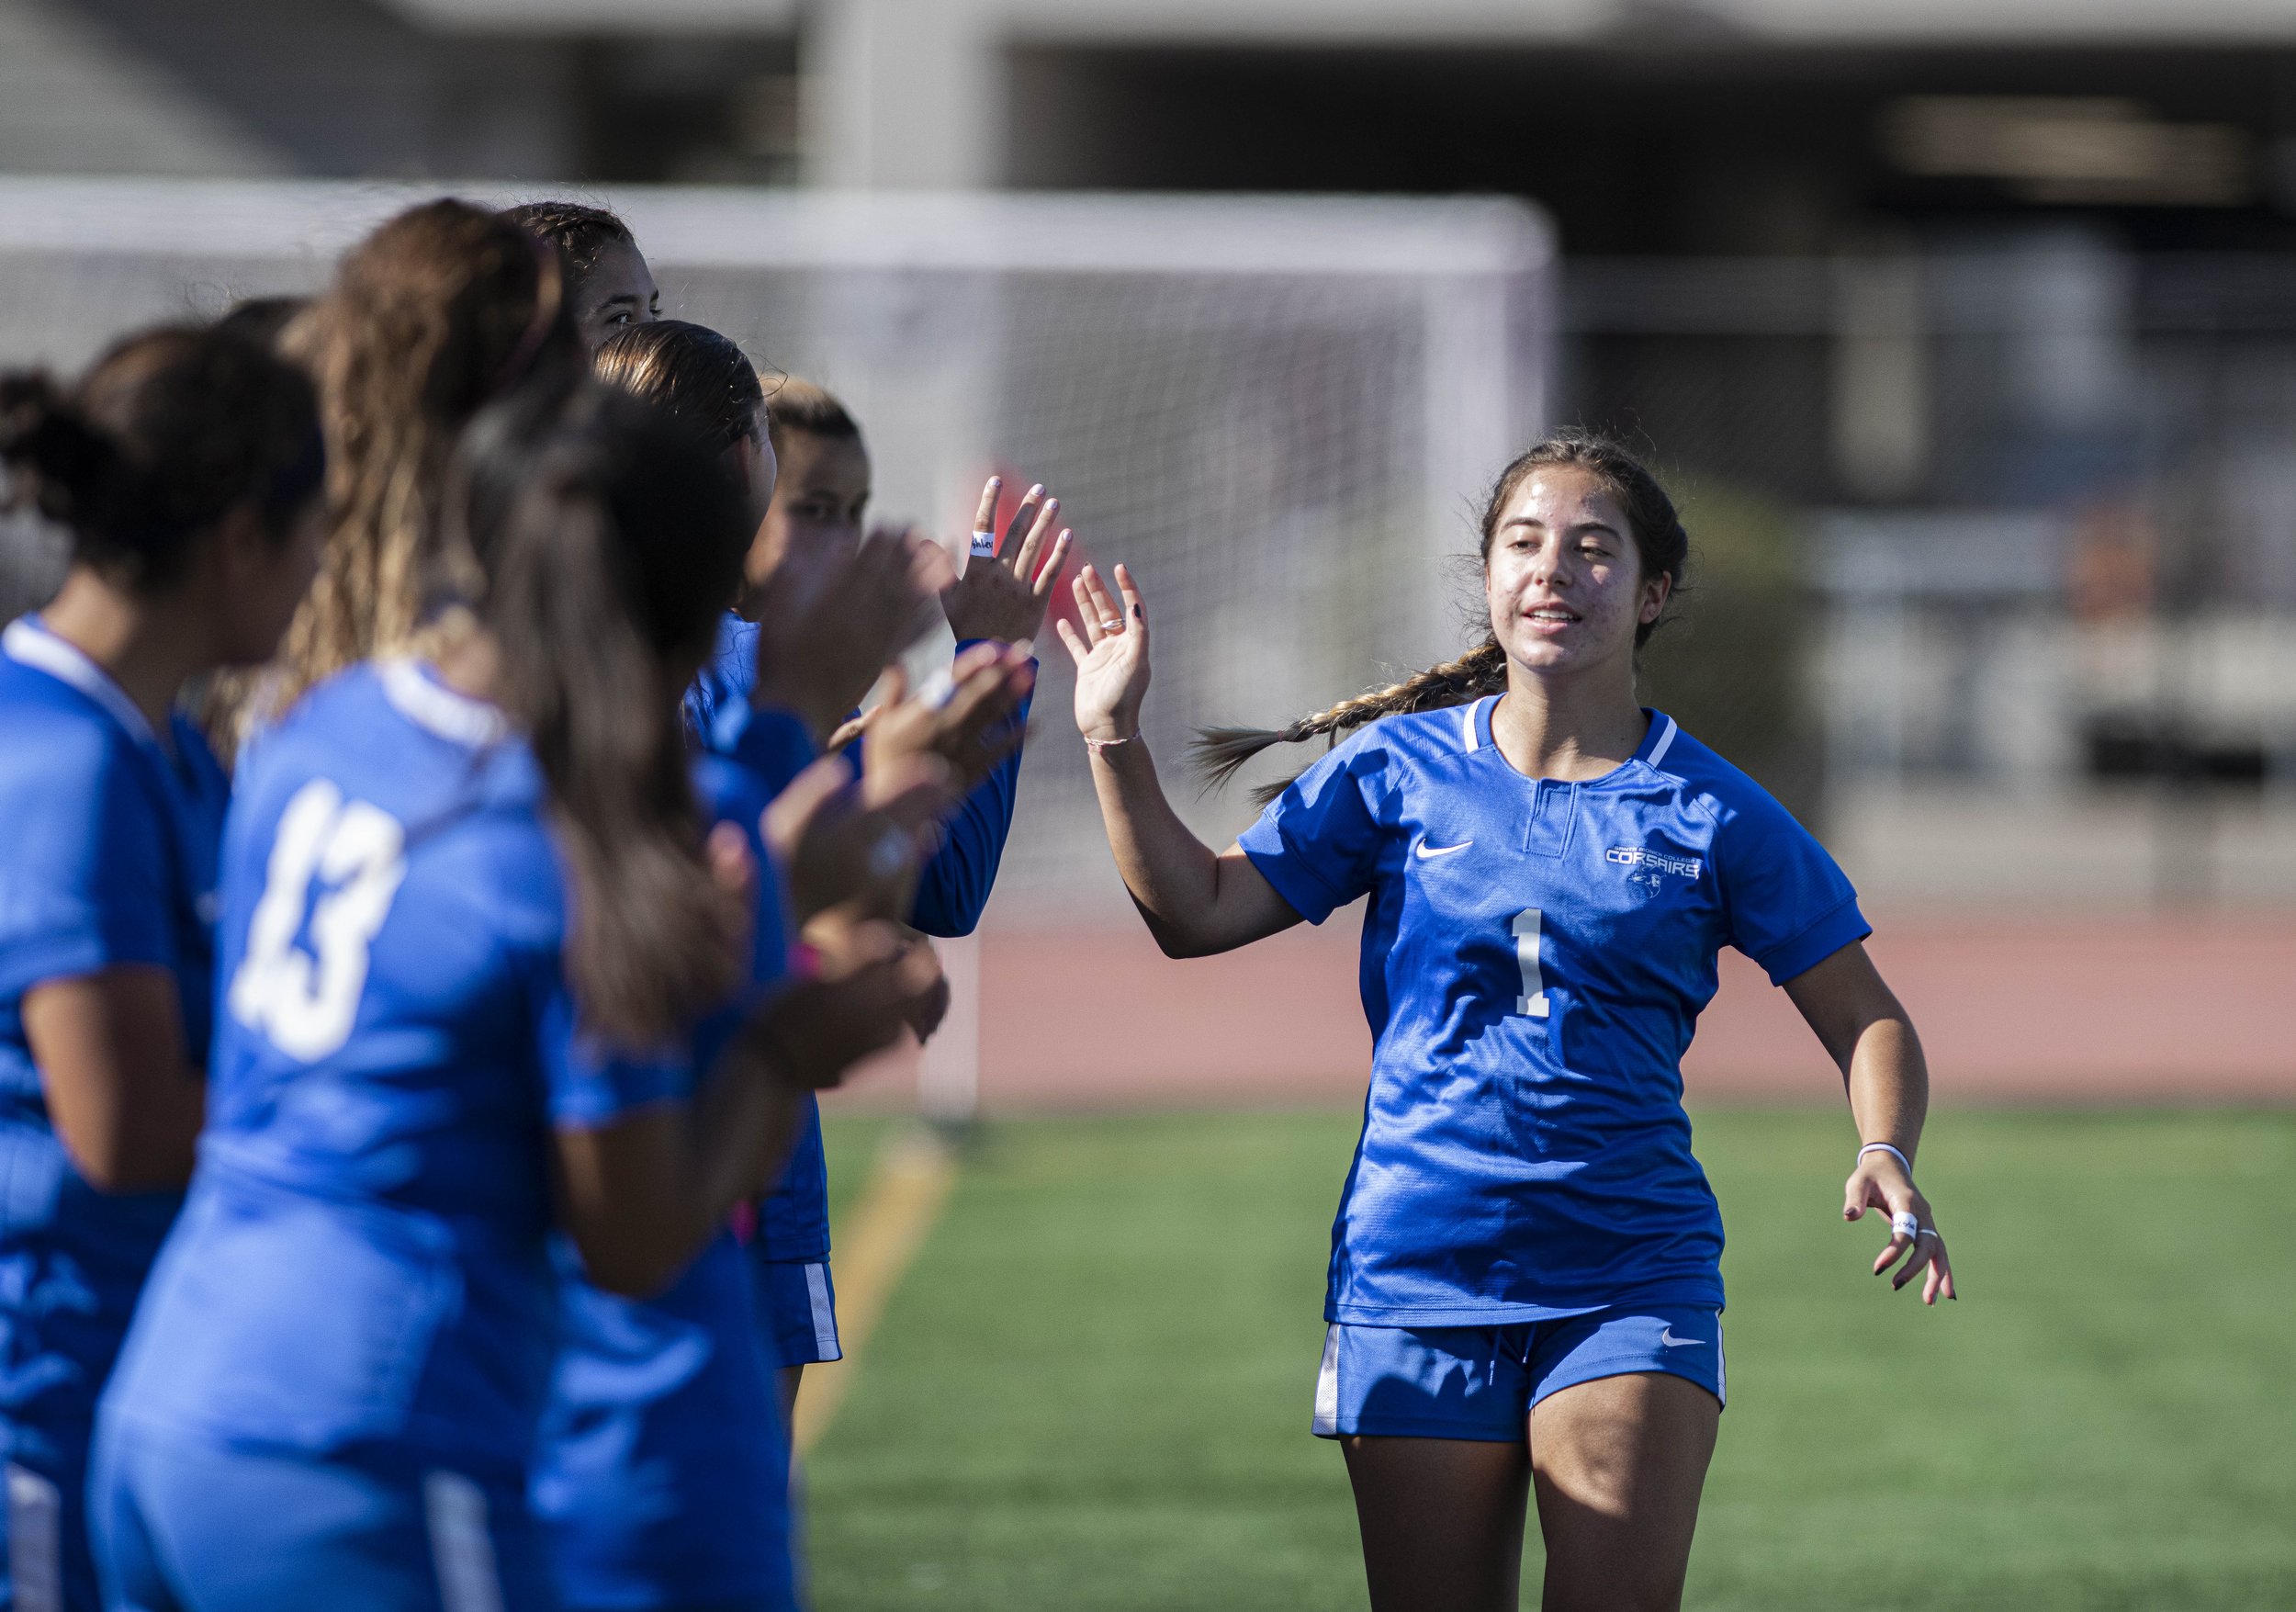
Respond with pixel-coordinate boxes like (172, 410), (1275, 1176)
(830, 914), (2296, 1112)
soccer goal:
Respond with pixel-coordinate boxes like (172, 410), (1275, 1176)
(0, 178), (1551, 1112)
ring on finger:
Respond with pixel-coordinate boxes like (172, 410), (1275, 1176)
(1099, 617), (1123, 632)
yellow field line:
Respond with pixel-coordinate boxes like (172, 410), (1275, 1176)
(791, 1126), (961, 1455)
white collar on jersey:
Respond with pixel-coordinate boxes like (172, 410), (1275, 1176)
(1458, 695), (1681, 769)
(378, 658), (509, 748)
(2, 615), (161, 749)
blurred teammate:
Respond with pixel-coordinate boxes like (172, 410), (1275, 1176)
(0, 327), (323, 1611)
(90, 381), (944, 1612)
(535, 322), (1030, 1612)
(208, 198), (577, 752)
(589, 319), (1059, 1418)
(1061, 434), (1955, 1612)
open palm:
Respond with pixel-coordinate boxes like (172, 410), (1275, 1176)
(1054, 563), (1150, 743)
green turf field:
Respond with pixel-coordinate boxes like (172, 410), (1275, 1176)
(805, 1109), (2296, 1610)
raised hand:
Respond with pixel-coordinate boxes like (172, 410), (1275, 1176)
(855, 643), (1036, 798)
(1843, 1148), (1957, 1305)
(762, 751), (953, 926)
(750, 524), (949, 744)
(940, 476), (1073, 646)
(1054, 562), (1150, 744)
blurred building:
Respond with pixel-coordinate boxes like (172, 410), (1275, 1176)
(14, 0), (2296, 907)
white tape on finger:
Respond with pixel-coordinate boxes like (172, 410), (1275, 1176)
(970, 531), (998, 558)
(1890, 1211), (1921, 1241)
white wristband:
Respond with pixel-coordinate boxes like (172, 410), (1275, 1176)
(1859, 1142), (1914, 1177)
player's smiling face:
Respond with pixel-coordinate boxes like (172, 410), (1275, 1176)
(1484, 466), (1669, 681)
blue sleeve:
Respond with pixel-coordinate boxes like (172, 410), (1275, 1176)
(692, 755), (795, 994)
(902, 650), (1032, 937)
(1715, 794), (1872, 986)
(1234, 733), (1388, 926)
(0, 733), (176, 1000)
(535, 976), (688, 1131)
(715, 705), (818, 795)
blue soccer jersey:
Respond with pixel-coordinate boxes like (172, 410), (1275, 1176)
(99, 660), (685, 1479)
(1237, 697), (1869, 1325)
(689, 611), (1031, 1287)
(531, 752), (799, 1611)
(0, 616), (225, 1609)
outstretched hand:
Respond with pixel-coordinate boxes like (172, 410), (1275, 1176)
(941, 476), (1073, 646)
(1054, 562), (1150, 745)
(1844, 1150), (1957, 1305)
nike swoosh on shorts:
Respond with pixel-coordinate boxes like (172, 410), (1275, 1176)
(1659, 1328), (1705, 1347)
(1413, 838), (1472, 859)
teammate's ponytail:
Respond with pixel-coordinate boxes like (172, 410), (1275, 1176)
(452, 381), (751, 1044)
(1196, 432), (1688, 803)
(0, 325), (320, 592)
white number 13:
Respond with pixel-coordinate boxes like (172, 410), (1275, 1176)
(229, 779), (407, 1061)
(1512, 908), (1550, 1019)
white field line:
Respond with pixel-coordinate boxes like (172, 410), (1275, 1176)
(791, 1127), (960, 1456)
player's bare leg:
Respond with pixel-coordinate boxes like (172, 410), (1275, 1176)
(1341, 1436), (1530, 1612)
(1528, 1371), (1718, 1612)
(778, 1364), (805, 1437)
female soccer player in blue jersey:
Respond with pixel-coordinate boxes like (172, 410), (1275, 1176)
(1061, 434), (1955, 1612)
(0, 326), (322, 1612)
(90, 382), (945, 1612)
(588, 318), (1057, 1417)
(518, 322), (1032, 1612)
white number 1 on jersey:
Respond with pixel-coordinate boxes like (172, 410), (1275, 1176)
(1512, 908), (1550, 1019)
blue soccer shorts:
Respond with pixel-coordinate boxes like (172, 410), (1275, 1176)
(1311, 1305), (1726, 1441)
(753, 1258), (842, 1370)
(90, 1417), (553, 1612)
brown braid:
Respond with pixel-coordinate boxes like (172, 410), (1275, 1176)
(206, 200), (576, 752)
(1196, 640), (1510, 806)
(1193, 431), (1689, 804)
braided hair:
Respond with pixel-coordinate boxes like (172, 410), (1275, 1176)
(1196, 433), (1690, 804)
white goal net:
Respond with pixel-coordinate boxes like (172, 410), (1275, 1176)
(0, 177), (1551, 921)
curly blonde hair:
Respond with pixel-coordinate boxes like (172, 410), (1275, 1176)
(208, 199), (571, 748)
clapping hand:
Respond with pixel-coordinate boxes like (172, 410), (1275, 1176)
(846, 643), (1036, 799)
(763, 751), (952, 928)
(750, 526), (951, 744)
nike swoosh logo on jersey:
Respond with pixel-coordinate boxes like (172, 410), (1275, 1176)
(1659, 1328), (1705, 1347)
(1413, 838), (1473, 860)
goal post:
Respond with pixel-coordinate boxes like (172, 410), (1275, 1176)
(0, 177), (1555, 1122)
